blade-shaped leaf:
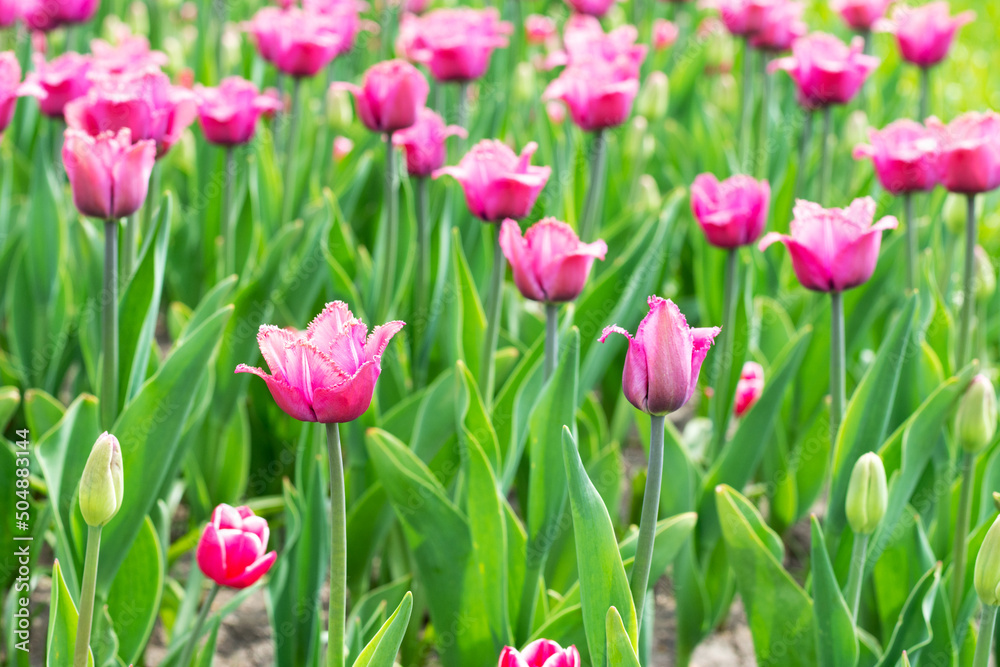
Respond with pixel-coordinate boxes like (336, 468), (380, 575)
(352, 592), (413, 667)
(809, 516), (858, 667)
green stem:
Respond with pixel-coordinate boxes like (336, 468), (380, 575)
(904, 192), (917, 292)
(952, 451), (976, 618)
(957, 194), (977, 368)
(630, 414), (665, 630)
(281, 79), (302, 225)
(121, 213), (137, 281)
(711, 248), (739, 457)
(794, 112), (813, 200)
(142, 162), (161, 238)
(830, 291), (846, 448)
(919, 67), (930, 121)
(515, 558), (544, 645)
(457, 81), (470, 138)
(580, 129), (607, 242)
(102, 220), (119, 429)
(413, 176), (430, 385)
(479, 227), (506, 409)
(844, 531), (870, 621)
(755, 53), (771, 179)
(326, 423), (346, 667)
(379, 133), (399, 319)
(222, 146), (236, 276)
(73, 525), (102, 667)
(740, 40), (754, 168)
(973, 604), (998, 667)
(819, 106), (833, 204)
(544, 302), (559, 380)
(177, 583), (220, 667)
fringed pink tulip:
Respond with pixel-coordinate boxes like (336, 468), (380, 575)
(20, 0), (98, 31)
(564, 0), (617, 18)
(878, 2), (973, 68)
(392, 108), (466, 177)
(852, 119), (939, 194)
(0, 53), (45, 134)
(90, 34), (169, 74)
(26, 52), (92, 118)
(434, 140), (551, 222)
(653, 20), (680, 51)
(525, 15), (557, 45)
(831, 0), (892, 32)
(236, 302), (404, 424)
(499, 640), (582, 667)
(62, 128), (157, 220)
(558, 17), (647, 78)
(691, 174), (770, 248)
(195, 77), (283, 146)
(733, 361), (764, 417)
(749, 0), (806, 52)
(758, 197), (898, 292)
(601, 296), (721, 415)
(543, 60), (639, 132)
(336, 60), (429, 134)
(196, 504), (277, 589)
(499, 218), (608, 303)
(769, 32), (878, 109)
(301, 0), (366, 53)
(925, 112), (1000, 195)
(245, 7), (347, 78)
(397, 8), (512, 82)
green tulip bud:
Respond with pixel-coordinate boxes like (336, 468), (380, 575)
(326, 86), (354, 130)
(844, 110), (869, 152)
(956, 374), (998, 454)
(993, 491), (1000, 512)
(636, 71), (669, 122)
(638, 175), (661, 213)
(975, 514), (1000, 606)
(974, 246), (996, 302)
(845, 452), (887, 535)
(513, 62), (536, 103)
(80, 432), (124, 527)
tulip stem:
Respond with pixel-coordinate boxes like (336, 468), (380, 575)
(794, 112), (813, 200)
(957, 194), (976, 368)
(102, 219), (119, 430)
(904, 192), (917, 291)
(711, 248), (740, 458)
(177, 582), (220, 667)
(457, 81), (470, 136)
(414, 176), (430, 385)
(844, 531), (869, 621)
(281, 78), (302, 225)
(830, 291), (845, 449)
(580, 129), (607, 243)
(222, 146), (236, 276)
(326, 422), (347, 667)
(73, 525), (102, 667)
(630, 414), (665, 630)
(952, 451), (976, 619)
(973, 604), (998, 667)
(740, 39), (754, 169)
(380, 132), (399, 319)
(919, 66), (930, 121)
(755, 54), (771, 179)
(480, 227), (506, 409)
(121, 214), (137, 281)
(544, 303), (559, 380)
(819, 106), (833, 204)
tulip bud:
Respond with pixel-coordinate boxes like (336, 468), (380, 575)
(514, 61), (536, 103)
(993, 491), (1000, 512)
(845, 452), (887, 535)
(956, 375), (998, 454)
(844, 110), (869, 151)
(326, 86), (354, 130)
(943, 193), (980, 237)
(637, 71), (669, 121)
(638, 175), (661, 213)
(974, 246), (996, 302)
(79, 432), (124, 527)
(975, 514), (1000, 606)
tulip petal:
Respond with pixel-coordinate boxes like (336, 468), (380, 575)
(499, 647), (530, 667)
(196, 523), (227, 583)
(256, 325), (299, 377)
(62, 130), (113, 219)
(111, 138), (156, 219)
(638, 296), (694, 415)
(226, 551), (278, 589)
(212, 503), (244, 529)
(312, 359), (381, 423)
(364, 320), (405, 360)
(235, 364), (319, 422)
(306, 301), (357, 351)
(499, 218), (545, 301)
(241, 514), (270, 550)
(522, 639), (561, 665)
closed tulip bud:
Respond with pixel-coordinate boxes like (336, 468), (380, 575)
(326, 86), (354, 130)
(943, 193), (970, 236)
(844, 110), (869, 151)
(845, 452), (887, 535)
(636, 71), (669, 121)
(625, 116), (647, 159)
(956, 375), (998, 454)
(638, 174), (660, 212)
(974, 246), (996, 302)
(975, 514), (1000, 606)
(993, 491), (1000, 512)
(514, 61), (536, 102)
(79, 432), (124, 527)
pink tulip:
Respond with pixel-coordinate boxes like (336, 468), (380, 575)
(0, 53), (45, 135)
(333, 136), (354, 161)
(707, 0), (775, 37)
(301, 0), (366, 53)
(236, 302), (404, 423)
(245, 7), (346, 78)
(62, 128), (157, 220)
(769, 33), (878, 109)
(392, 108), (466, 177)
(601, 296), (721, 416)
(0, 0), (17, 26)
(335, 60), (429, 134)
(20, 0), (98, 31)
(543, 66), (638, 132)
(877, 2), (973, 68)
(749, 0), (806, 52)
(559, 16), (647, 78)
(404, 0), (428, 13)
(733, 361), (764, 417)
(434, 140), (551, 222)
(546, 100), (567, 125)
(194, 77), (282, 146)
(27, 52), (92, 118)
(499, 218), (608, 303)
(564, 0), (617, 17)
(525, 14), (557, 45)
(499, 640), (582, 667)
(830, 0), (892, 32)
(196, 504), (277, 589)
(852, 119), (939, 194)
(397, 8), (512, 82)
(925, 112), (1000, 195)
(758, 197), (899, 292)
(90, 34), (169, 75)
(691, 174), (770, 248)
(653, 19), (679, 51)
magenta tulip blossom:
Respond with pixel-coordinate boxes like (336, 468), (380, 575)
(0, 53), (45, 135)
(925, 112), (1000, 195)
(434, 140), (551, 222)
(691, 174), (770, 248)
(558, 17), (647, 78)
(336, 60), (429, 134)
(499, 218), (608, 303)
(90, 34), (169, 75)
(543, 60), (639, 132)
(245, 7), (347, 78)
(525, 15), (557, 46)
(194, 77), (283, 146)
(601, 296), (720, 415)
(769, 32), (879, 109)
(749, 0), (806, 52)
(301, 0), (366, 53)
(852, 119), (940, 194)
(564, 0), (617, 18)
(0, 0), (15, 27)
(500, 640), (582, 667)
(878, 2), (974, 69)
(830, 0), (892, 32)
(707, 0), (775, 37)
(758, 197), (899, 292)
(397, 8), (512, 82)
(62, 128), (157, 220)
(26, 52), (93, 118)
(196, 504), (277, 589)
(734, 361), (764, 417)
(392, 108), (466, 177)
(653, 19), (680, 51)
(236, 302), (404, 424)
(20, 0), (98, 31)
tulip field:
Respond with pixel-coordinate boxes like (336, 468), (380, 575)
(3, 0), (1000, 664)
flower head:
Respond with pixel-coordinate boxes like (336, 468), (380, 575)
(0, 53), (45, 134)
(564, 0), (617, 17)
(769, 32), (879, 109)
(877, 2), (973, 68)
(79, 432), (124, 527)
(925, 112), (1000, 195)
(830, 0), (892, 32)
(853, 119), (939, 194)
(196, 504), (278, 589)
(335, 59), (429, 134)
(62, 128), (157, 220)
(397, 8), (512, 82)
(691, 173), (770, 248)
(734, 361), (764, 417)
(26, 52), (92, 118)
(245, 7), (347, 78)
(392, 107), (466, 177)
(500, 640), (581, 667)
(195, 77), (283, 145)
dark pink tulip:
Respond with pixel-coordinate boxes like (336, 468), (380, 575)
(707, 0), (775, 37)
(499, 640), (582, 667)
(404, 0), (428, 13)
(27, 52), (92, 118)
(0, 0), (16, 27)
(564, 0), (617, 18)
(301, 0), (367, 53)
(601, 296), (721, 416)
(769, 32), (878, 109)
(336, 59), (429, 134)
(236, 302), (404, 423)
(397, 8), (512, 82)
(434, 140), (551, 222)
(499, 218), (608, 303)
(90, 34), (169, 75)
(878, 2), (973, 68)
(925, 112), (1000, 195)
(543, 61), (638, 132)
(525, 14), (557, 45)
(758, 197), (898, 292)
(691, 173), (770, 248)
(62, 128), (157, 220)
(852, 119), (939, 194)
(559, 16), (647, 78)
(245, 7), (346, 78)
(20, 0), (98, 31)
(749, 0), (806, 52)
(733, 361), (764, 417)
(391, 107), (466, 177)
(195, 77), (282, 146)
(830, 0), (891, 32)
(196, 504), (277, 589)
(653, 19), (679, 51)
(0, 53), (45, 134)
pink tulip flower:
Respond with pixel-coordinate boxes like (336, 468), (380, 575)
(877, 2), (973, 68)
(0, 0), (17, 26)
(90, 34), (169, 75)
(733, 361), (764, 417)
(20, 0), (98, 31)
(925, 112), (1000, 195)
(546, 100), (567, 125)
(691, 173), (770, 248)
(758, 197), (899, 292)
(564, 0), (617, 18)
(245, 7), (346, 78)
(236, 302), (404, 423)
(335, 60), (429, 134)
(404, 0), (428, 13)
(706, 0), (775, 37)
(27, 52), (92, 118)
(434, 140), (551, 222)
(194, 77), (283, 146)
(769, 32), (878, 109)
(392, 108), (466, 177)
(525, 15), (557, 45)
(301, 0), (367, 53)
(397, 8), (512, 82)
(62, 128), (157, 220)
(852, 119), (939, 194)
(196, 504), (277, 589)
(830, 0), (892, 32)
(559, 16), (647, 78)
(499, 218), (608, 303)
(0, 53), (46, 134)
(543, 57), (639, 131)
(653, 19), (679, 51)
(500, 640), (582, 667)
(601, 296), (721, 416)
(749, 0), (806, 52)
(333, 136), (353, 161)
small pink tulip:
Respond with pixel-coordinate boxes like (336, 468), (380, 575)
(852, 119), (939, 194)
(733, 361), (764, 417)
(707, 0), (775, 37)
(877, 2), (973, 69)
(20, 0), (98, 31)
(525, 15), (557, 45)
(27, 52), (92, 118)
(434, 140), (551, 222)
(236, 302), (404, 423)
(543, 59), (639, 132)
(925, 112), (1000, 195)
(601, 296), (721, 415)
(333, 136), (353, 161)
(564, 0), (617, 18)
(560, 17), (647, 78)
(397, 8), (512, 82)
(691, 173), (770, 248)
(335, 60), (429, 134)
(391, 108), (466, 177)
(500, 640), (582, 667)
(499, 218), (608, 303)
(830, 0), (892, 32)
(195, 77), (283, 146)
(90, 34), (169, 75)
(749, 0), (806, 52)
(196, 504), (277, 589)
(62, 128), (157, 220)
(546, 101), (567, 125)
(758, 197), (898, 292)
(653, 19), (679, 51)
(769, 32), (878, 109)
(245, 7), (346, 78)
(0, 53), (46, 134)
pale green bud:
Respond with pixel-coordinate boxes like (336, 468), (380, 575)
(943, 193), (981, 237)
(975, 514), (1000, 606)
(636, 71), (669, 122)
(845, 452), (887, 535)
(844, 110), (869, 151)
(974, 246), (996, 302)
(956, 374), (998, 454)
(513, 62), (536, 103)
(326, 86), (354, 130)
(638, 175), (661, 213)
(80, 432), (124, 527)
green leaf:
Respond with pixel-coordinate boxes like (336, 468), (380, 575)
(619, 513), (698, 592)
(605, 607), (641, 667)
(46, 560), (93, 667)
(445, 227), (487, 380)
(194, 618), (221, 667)
(24, 388), (66, 439)
(809, 516), (858, 667)
(352, 592), (413, 667)
(873, 564), (941, 667)
(106, 517), (164, 665)
(0, 386), (20, 430)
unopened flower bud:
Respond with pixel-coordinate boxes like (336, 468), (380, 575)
(326, 86), (354, 130)
(79, 432), (124, 527)
(956, 374), (998, 454)
(514, 61), (536, 102)
(637, 71), (669, 121)
(638, 175), (661, 213)
(974, 246), (996, 302)
(975, 514), (1000, 606)
(845, 452), (887, 535)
